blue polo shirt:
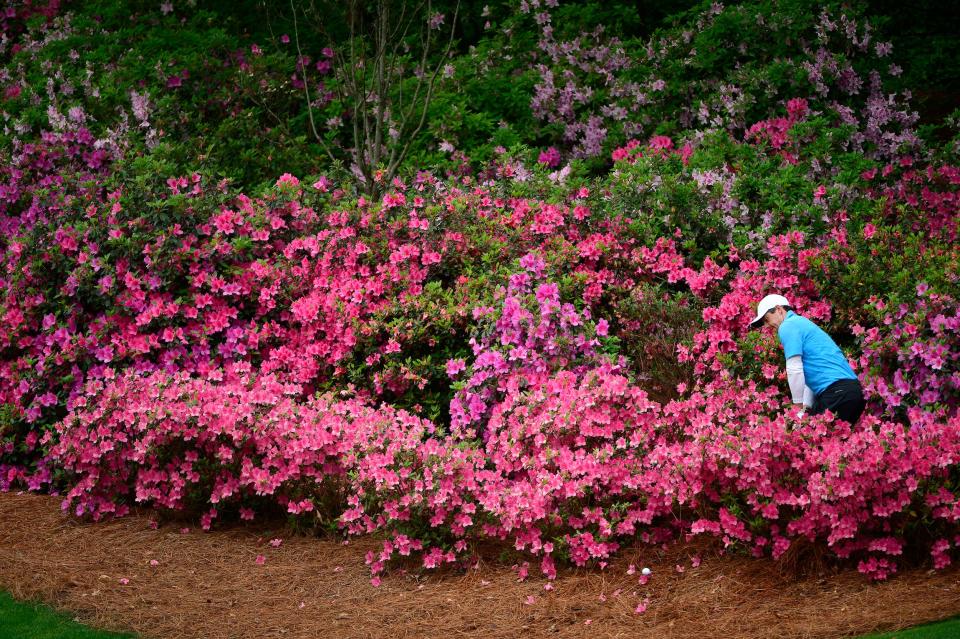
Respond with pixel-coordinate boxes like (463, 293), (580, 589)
(777, 311), (857, 396)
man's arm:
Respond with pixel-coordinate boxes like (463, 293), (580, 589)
(786, 355), (814, 407)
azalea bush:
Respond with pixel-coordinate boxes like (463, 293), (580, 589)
(854, 292), (960, 422)
(49, 366), (443, 528)
(4, 134), (958, 581)
(48, 356), (960, 582)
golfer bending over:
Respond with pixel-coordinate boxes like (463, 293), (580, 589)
(750, 294), (865, 424)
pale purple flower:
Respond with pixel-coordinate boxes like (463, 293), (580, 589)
(130, 91), (151, 125)
(46, 105), (67, 130)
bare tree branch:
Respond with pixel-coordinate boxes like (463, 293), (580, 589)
(290, 0), (338, 165)
(386, 0), (460, 183)
(283, 0), (460, 197)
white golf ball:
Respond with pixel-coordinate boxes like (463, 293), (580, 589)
(641, 567), (652, 576)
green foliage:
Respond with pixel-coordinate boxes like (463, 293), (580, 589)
(612, 283), (701, 401)
(717, 330), (782, 387)
(808, 215), (960, 328)
(6, 0), (954, 189)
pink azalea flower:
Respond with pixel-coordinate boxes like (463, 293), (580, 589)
(275, 173), (300, 189)
(446, 358), (466, 378)
(596, 318), (609, 336)
(537, 147), (561, 168)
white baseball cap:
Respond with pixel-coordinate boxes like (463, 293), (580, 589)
(749, 294), (791, 327)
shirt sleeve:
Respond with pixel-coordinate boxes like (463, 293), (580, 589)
(785, 355), (806, 404)
(778, 321), (803, 360)
(802, 384), (815, 408)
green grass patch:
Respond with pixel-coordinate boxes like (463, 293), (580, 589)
(0, 591), (136, 639)
(859, 616), (960, 638)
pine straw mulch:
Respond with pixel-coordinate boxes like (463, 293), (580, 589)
(2, 492), (959, 639)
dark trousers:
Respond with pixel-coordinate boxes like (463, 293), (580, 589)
(810, 379), (865, 424)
